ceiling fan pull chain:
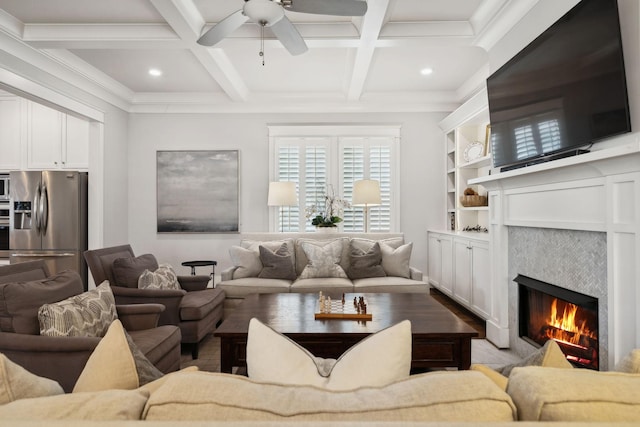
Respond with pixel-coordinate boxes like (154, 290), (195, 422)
(259, 22), (265, 66)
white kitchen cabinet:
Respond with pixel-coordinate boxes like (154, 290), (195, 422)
(0, 96), (24, 171)
(427, 232), (453, 296)
(27, 101), (88, 170)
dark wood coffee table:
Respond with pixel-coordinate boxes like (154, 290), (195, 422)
(214, 292), (478, 373)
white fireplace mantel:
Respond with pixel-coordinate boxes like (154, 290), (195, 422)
(469, 141), (640, 368)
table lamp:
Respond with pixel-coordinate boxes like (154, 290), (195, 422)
(352, 179), (381, 232)
(268, 181), (297, 232)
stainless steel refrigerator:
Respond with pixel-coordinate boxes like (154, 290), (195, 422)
(9, 171), (88, 288)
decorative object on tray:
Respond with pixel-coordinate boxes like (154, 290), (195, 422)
(463, 141), (485, 163)
(460, 187), (488, 207)
(305, 185), (351, 228)
(463, 225), (488, 233)
(315, 292), (372, 320)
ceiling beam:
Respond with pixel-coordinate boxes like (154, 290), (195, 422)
(149, 0), (248, 101)
(347, 0), (390, 101)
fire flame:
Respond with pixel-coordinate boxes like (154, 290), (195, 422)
(545, 299), (597, 346)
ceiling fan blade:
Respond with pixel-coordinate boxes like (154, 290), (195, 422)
(269, 15), (308, 56)
(284, 0), (367, 16)
(197, 9), (248, 47)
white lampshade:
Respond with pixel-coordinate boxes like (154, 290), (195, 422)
(352, 180), (381, 206)
(268, 181), (297, 206)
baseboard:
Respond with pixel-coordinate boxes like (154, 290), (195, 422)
(486, 320), (510, 348)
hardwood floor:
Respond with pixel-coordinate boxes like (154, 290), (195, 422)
(429, 288), (486, 339)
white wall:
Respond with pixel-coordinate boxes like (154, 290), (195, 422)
(127, 112), (446, 278)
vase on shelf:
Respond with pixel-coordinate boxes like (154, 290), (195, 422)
(315, 226), (338, 233)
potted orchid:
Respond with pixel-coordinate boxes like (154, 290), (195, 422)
(305, 185), (351, 228)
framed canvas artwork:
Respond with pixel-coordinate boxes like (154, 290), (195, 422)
(157, 150), (239, 233)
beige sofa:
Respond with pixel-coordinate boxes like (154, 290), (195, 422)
(1, 365), (639, 425)
(218, 233), (428, 316)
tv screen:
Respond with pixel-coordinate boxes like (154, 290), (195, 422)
(487, 0), (631, 170)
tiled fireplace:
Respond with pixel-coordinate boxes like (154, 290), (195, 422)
(470, 141), (640, 369)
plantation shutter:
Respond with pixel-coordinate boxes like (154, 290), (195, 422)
(304, 144), (328, 231)
(276, 144), (300, 231)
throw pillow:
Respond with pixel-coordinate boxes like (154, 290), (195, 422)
(347, 241), (386, 279)
(470, 364), (509, 390)
(495, 339), (573, 377)
(72, 319), (162, 392)
(38, 281), (117, 338)
(299, 239), (347, 279)
(614, 349), (640, 373)
(350, 236), (404, 253)
(0, 353), (64, 404)
(112, 254), (159, 288)
(258, 244), (297, 280)
(138, 264), (180, 290)
(380, 242), (413, 278)
(246, 318), (412, 390)
(229, 246), (262, 279)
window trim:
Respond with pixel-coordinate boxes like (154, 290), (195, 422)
(268, 124), (401, 232)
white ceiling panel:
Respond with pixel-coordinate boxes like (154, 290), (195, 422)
(0, 0), (164, 23)
(386, 0), (485, 21)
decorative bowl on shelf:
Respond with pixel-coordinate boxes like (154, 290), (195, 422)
(460, 195), (488, 207)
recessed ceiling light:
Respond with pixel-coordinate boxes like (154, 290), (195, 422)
(148, 68), (163, 77)
(420, 68), (433, 76)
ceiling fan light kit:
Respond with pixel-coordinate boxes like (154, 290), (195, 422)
(197, 0), (368, 58)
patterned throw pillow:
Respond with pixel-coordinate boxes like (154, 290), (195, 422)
(138, 264), (180, 290)
(299, 239), (347, 279)
(347, 241), (387, 279)
(38, 281), (117, 338)
(258, 244), (297, 280)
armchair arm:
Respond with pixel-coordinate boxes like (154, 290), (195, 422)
(110, 286), (186, 326)
(0, 331), (99, 392)
(221, 266), (237, 281)
(177, 275), (210, 292)
(410, 267), (423, 281)
(116, 303), (165, 331)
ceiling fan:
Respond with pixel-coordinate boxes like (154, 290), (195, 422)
(196, 0), (368, 56)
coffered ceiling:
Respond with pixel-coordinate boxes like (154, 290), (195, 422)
(0, 0), (541, 112)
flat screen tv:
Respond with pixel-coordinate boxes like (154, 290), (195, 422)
(487, 0), (631, 171)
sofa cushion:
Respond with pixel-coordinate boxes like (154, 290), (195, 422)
(112, 254), (159, 288)
(380, 242), (412, 278)
(258, 243), (297, 280)
(347, 241), (386, 280)
(0, 353), (63, 404)
(352, 276), (428, 293)
(507, 366), (640, 421)
(217, 277), (292, 299)
(246, 318), (412, 390)
(178, 288), (225, 321)
(143, 370), (516, 422)
(614, 348), (640, 373)
(0, 270), (84, 334)
(38, 281), (118, 338)
(241, 239), (295, 267)
(73, 319), (162, 392)
(290, 277), (354, 294)
(0, 388), (149, 420)
(229, 246), (262, 279)
(299, 239), (348, 279)
(496, 339), (573, 377)
(350, 236), (404, 252)
(138, 264), (180, 290)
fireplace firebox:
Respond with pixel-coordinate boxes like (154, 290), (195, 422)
(516, 274), (599, 370)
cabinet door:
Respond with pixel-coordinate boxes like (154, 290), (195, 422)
(440, 236), (453, 295)
(453, 239), (472, 305)
(0, 97), (22, 170)
(27, 102), (63, 169)
(470, 240), (490, 317)
(63, 114), (89, 169)
(427, 234), (442, 287)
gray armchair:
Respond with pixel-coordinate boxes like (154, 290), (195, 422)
(0, 260), (181, 392)
(83, 245), (225, 359)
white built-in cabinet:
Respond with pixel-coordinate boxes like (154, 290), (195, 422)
(0, 94), (88, 172)
(27, 101), (89, 170)
(0, 96), (23, 170)
(428, 230), (490, 320)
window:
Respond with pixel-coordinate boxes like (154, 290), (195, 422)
(269, 126), (400, 232)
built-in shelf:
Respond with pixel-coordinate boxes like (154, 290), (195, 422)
(459, 155), (491, 169)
